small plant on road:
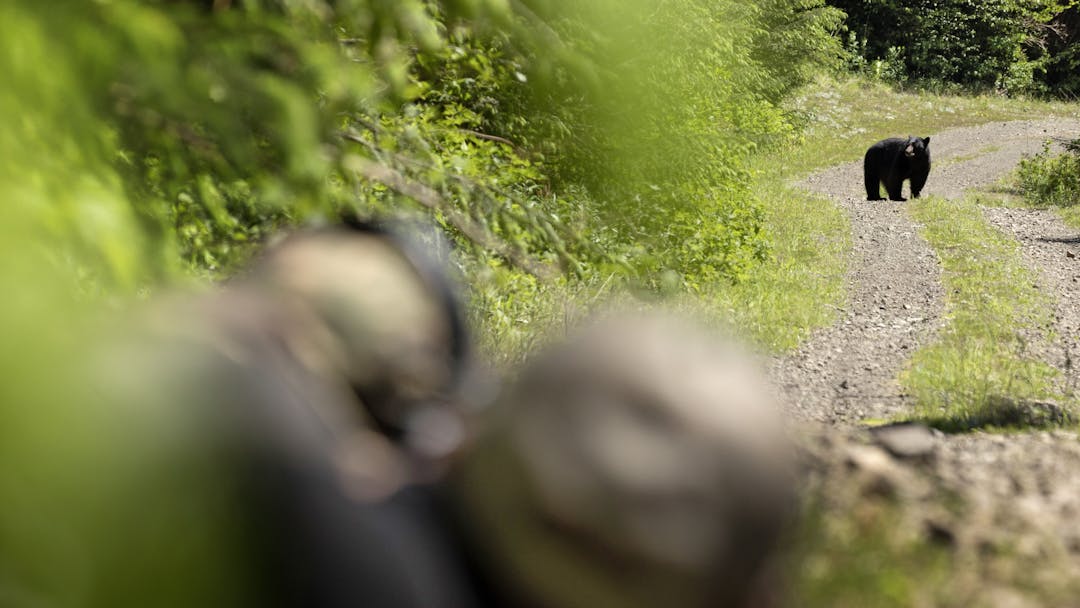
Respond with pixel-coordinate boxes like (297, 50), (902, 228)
(1016, 139), (1080, 212)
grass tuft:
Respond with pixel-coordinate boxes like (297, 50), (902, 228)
(786, 499), (954, 608)
(902, 194), (1067, 430)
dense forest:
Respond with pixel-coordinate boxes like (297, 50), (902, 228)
(6, 0), (1080, 605)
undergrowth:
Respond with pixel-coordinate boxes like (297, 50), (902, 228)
(788, 462), (1080, 606)
(708, 178), (848, 352)
(1014, 139), (1080, 228)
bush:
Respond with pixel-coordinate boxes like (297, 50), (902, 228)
(499, 0), (844, 287)
(1016, 140), (1080, 208)
(1, 0), (849, 297)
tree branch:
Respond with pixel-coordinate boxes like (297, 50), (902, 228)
(343, 152), (558, 280)
(458, 128), (516, 148)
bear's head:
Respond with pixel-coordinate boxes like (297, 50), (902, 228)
(904, 136), (930, 158)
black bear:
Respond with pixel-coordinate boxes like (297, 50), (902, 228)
(864, 136), (931, 201)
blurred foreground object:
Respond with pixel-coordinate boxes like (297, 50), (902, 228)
(453, 314), (795, 608)
(89, 221), (481, 607)
(244, 222), (473, 464)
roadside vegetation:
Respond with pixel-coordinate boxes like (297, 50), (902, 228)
(788, 495), (959, 607)
(788, 449), (1080, 606)
(1015, 138), (1080, 227)
(782, 78), (1079, 174)
(831, 0), (1080, 97)
(503, 76), (1080, 357)
(8, 0), (1080, 366)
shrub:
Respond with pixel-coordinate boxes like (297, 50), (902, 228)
(1016, 140), (1080, 208)
(500, 0), (844, 287)
(1040, 6), (1080, 98)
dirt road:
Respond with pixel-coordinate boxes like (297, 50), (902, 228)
(775, 120), (1080, 603)
(775, 120), (1080, 423)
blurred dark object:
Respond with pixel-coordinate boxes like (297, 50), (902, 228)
(450, 314), (795, 608)
(243, 221), (473, 465)
(81, 231), (795, 608)
(96, 220), (483, 607)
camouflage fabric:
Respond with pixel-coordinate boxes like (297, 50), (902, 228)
(454, 313), (794, 608)
(84, 222), (480, 607)
(245, 224), (471, 461)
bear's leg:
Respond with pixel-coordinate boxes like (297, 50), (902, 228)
(910, 169), (928, 199)
(885, 175), (906, 202)
(864, 150), (885, 201)
(865, 174), (884, 201)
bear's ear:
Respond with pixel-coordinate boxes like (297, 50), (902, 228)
(923, 137), (931, 146)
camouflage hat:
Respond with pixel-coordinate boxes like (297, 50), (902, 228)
(455, 313), (793, 608)
(245, 222), (471, 461)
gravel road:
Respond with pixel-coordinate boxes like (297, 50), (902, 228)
(775, 119), (1080, 603)
(775, 119), (1080, 424)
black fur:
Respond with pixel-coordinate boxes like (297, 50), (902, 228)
(863, 136), (931, 201)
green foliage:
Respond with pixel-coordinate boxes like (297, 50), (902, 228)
(0, 0), (851, 300)
(1041, 6), (1080, 96)
(1015, 140), (1080, 208)
(343, 20), (597, 280)
(708, 178), (849, 352)
(903, 195), (1064, 430)
(0, 4), (260, 603)
(0, 0), (859, 382)
(2, 0), (452, 283)
(497, 0), (845, 287)
(830, 0), (1080, 96)
(321, 0), (848, 300)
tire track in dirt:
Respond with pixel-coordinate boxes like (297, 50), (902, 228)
(773, 119), (1080, 425)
